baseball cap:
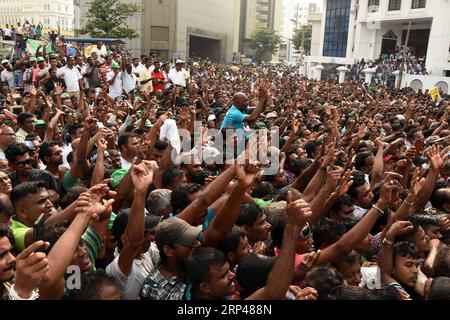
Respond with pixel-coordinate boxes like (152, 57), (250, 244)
(254, 122), (267, 129)
(111, 62), (120, 69)
(176, 59), (185, 64)
(155, 217), (201, 251)
(202, 146), (220, 163)
(23, 141), (36, 150)
(35, 119), (46, 126)
(1, 59), (9, 65)
(425, 136), (440, 147)
(265, 112), (278, 119)
(111, 211), (161, 242)
(36, 57), (45, 62)
(61, 93), (70, 99)
(110, 168), (129, 188)
(207, 114), (216, 122)
(28, 57), (37, 62)
(374, 114), (384, 121)
(395, 115), (406, 121)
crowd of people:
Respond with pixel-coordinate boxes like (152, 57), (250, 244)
(0, 37), (450, 302)
(348, 47), (429, 85)
(1, 21), (46, 41)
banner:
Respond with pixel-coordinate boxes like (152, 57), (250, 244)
(429, 87), (441, 102)
(26, 39), (53, 55)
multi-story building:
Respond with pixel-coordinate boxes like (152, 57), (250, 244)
(0, 0), (74, 36)
(75, 0), (237, 62)
(236, 0), (282, 61)
(308, 0), (450, 77)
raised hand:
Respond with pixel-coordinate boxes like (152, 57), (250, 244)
(294, 250), (321, 281)
(75, 182), (116, 220)
(97, 138), (108, 153)
(236, 160), (260, 189)
(131, 160), (157, 192)
(379, 174), (403, 205)
(290, 286), (318, 301)
(14, 241), (50, 299)
(84, 115), (98, 132)
(385, 221), (414, 242)
(286, 191), (312, 227)
(30, 85), (37, 96)
(427, 144), (448, 172)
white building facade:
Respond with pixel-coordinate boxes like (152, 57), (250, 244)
(308, 0), (450, 77)
(0, 0), (74, 35)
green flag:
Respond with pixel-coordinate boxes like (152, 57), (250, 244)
(26, 39), (52, 55)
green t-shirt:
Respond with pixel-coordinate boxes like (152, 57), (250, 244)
(62, 171), (78, 193)
(10, 217), (32, 252)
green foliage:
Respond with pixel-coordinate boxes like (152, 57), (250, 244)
(292, 24), (312, 54)
(78, 0), (140, 39)
(249, 29), (282, 59)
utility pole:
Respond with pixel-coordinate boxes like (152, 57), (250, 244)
(397, 21), (412, 90)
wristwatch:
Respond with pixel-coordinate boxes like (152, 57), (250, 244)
(382, 238), (394, 246)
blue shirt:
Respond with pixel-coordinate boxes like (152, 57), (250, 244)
(221, 105), (249, 131)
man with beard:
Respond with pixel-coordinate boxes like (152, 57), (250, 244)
(39, 141), (66, 185)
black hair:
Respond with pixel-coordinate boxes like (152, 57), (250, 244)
(312, 217), (346, 248)
(305, 141), (322, 158)
(304, 265), (344, 300)
(433, 245), (450, 278)
(118, 133), (136, 152)
(333, 251), (360, 270)
(0, 223), (14, 246)
(170, 183), (202, 213)
(10, 181), (47, 207)
(430, 188), (450, 211)
(409, 214), (440, 230)
(162, 165), (185, 189)
(330, 195), (354, 215)
(68, 123), (83, 137)
(69, 270), (121, 300)
(392, 241), (421, 263)
(328, 285), (374, 300)
(39, 141), (59, 165)
(270, 215), (286, 249)
(347, 171), (367, 199)
(251, 182), (277, 201)
(355, 152), (373, 171)
(4, 142), (29, 163)
(427, 277), (450, 300)
(217, 226), (246, 256)
(186, 247), (227, 295)
(236, 203), (264, 228)
(189, 169), (214, 186)
(17, 112), (34, 125)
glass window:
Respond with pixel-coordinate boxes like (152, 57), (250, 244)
(388, 0), (401, 11)
(368, 0), (379, 12)
(411, 0), (426, 9)
(323, 0), (351, 57)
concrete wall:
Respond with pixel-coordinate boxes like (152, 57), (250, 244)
(401, 74), (450, 94)
(176, 0), (236, 62)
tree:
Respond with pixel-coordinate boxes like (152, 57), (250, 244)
(78, 0), (140, 40)
(249, 29), (282, 61)
(292, 24), (312, 54)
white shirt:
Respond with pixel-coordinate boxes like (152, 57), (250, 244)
(354, 205), (369, 219)
(120, 156), (134, 170)
(106, 243), (160, 300)
(91, 45), (107, 57)
(168, 68), (190, 87)
(132, 63), (146, 76)
(4, 28), (12, 37)
(61, 144), (72, 170)
(122, 72), (139, 93)
(1, 69), (14, 88)
(56, 66), (82, 92)
(107, 71), (123, 99)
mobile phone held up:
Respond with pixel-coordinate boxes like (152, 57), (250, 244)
(33, 213), (47, 253)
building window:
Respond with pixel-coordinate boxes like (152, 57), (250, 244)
(388, 0), (401, 11)
(411, 0), (426, 9)
(323, 0), (351, 58)
(368, 0), (379, 11)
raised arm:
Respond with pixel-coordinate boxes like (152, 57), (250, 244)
(118, 161), (155, 276)
(203, 161), (258, 247)
(177, 164), (236, 225)
(370, 138), (385, 188)
(247, 192), (311, 300)
(74, 115), (96, 180)
(245, 83), (268, 122)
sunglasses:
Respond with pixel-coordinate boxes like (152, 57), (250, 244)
(298, 222), (312, 239)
